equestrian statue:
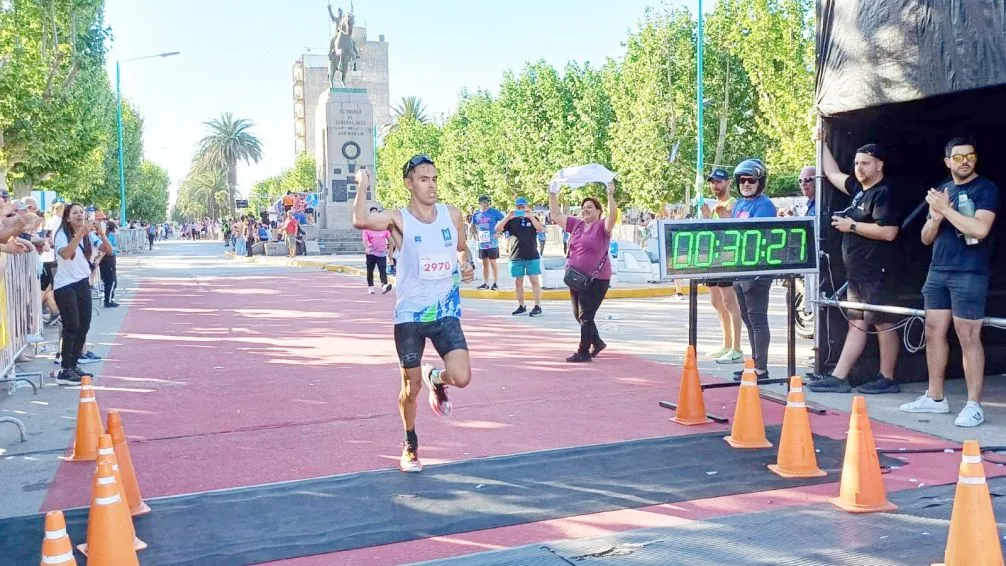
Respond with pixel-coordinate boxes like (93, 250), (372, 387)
(328, 3), (360, 87)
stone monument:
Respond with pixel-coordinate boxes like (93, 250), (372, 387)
(315, 2), (376, 231)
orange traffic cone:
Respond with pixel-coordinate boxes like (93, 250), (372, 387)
(933, 440), (1004, 566)
(69, 376), (104, 461)
(96, 434), (147, 551)
(830, 396), (896, 513)
(107, 410), (151, 516)
(76, 461), (140, 565)
(671, 346), (711, 426)
(724, 359), (772, 449)
(39, 510), (77, 566)
(768, 376), (826, 478)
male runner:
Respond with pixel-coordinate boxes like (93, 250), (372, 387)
(351, 156), (476, 472)
(471, 195), (505, 289)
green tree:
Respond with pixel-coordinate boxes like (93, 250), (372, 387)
(608, 7), (698, 212)
(438, 89), (504, 213)
(721, 0), (815, 172)
(197, 112), (263, 216)
(375, 116), (442, 208)
(391, 96), (429, 125)
(127, 160), (170, 223)
(0, 0), (112, 196)
(177, 156), (228, 220)
(281, 152), (316, 192)
(249, 175), (283, 215)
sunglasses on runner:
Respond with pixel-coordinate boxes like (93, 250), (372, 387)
(799, 177), (814, 183)
(402, 154), (435, 178)
(950, 153), (977, 164)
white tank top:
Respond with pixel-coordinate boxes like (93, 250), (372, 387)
(394, 204), (462, 324)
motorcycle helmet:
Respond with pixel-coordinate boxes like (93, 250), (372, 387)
(733, 158), (768, 197)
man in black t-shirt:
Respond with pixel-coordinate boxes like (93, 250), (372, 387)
(900, 137), (999, 427)
(808, 136), (902, 395)
(495, 197), (544, 317)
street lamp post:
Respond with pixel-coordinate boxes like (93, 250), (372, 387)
(116, 51), (180, 226)
(695, 0), (705, 213)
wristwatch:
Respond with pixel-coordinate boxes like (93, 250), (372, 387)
(850, 222), (857, 233)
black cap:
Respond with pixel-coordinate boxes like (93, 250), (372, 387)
(856, 143), (886, 163)
(478, 195), (490, 203)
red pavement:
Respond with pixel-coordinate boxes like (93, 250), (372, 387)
(39, 270), (987, 565)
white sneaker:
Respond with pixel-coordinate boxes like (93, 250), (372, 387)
(954, 401), (985, 427)
(898, 391), (950, 414)
(368, 287), (375, 294)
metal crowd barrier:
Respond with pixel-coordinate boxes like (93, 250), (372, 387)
(116, 228), (149, 255)
(0, 251), (45, 442)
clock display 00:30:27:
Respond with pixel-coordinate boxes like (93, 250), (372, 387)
(669, 227), (809, 269)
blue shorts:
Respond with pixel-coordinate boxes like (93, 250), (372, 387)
(510, 258), (542, 278)
(922, 270), (989, 320)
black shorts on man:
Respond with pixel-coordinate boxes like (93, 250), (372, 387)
(478, 247), (499, 260)
(393, 317), (469, 369)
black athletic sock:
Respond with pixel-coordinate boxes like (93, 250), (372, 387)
(405, 429), (418, 449)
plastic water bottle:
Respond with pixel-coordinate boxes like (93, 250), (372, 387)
(958, 194), (979, 245)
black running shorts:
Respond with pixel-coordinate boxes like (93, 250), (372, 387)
(393, 317), (469, 369)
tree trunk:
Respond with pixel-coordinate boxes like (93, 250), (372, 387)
(227, 161), (238, 217)
(714, 59), (731, 167)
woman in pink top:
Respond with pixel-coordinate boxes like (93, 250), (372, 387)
(363, 206), (393, 294)
(549, 181), (618, 362)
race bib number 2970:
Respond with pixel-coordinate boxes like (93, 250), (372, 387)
(420, 256), (453, 280)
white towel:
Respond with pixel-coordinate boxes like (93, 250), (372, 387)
(548, 164), (617, 194)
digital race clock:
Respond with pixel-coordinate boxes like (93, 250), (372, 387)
(658, 217), (818, 279)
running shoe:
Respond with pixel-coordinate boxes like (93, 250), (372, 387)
(856, 376), (900, 394)
(490, 283), (499, 291)
(399, 444), (422, 473)
(382, 283), (393, 294)
(590, 341), (607, 358)
(421, 364), (452, 417)
(477, 283), (489, 290)
(706, 347), (730, 359)
(566, 352), (592, 363)
(55, 369), (81, 386)
(806, 374), (852, 393)
(529, 305), (542, 317)
(72, 366), (95, 379)
(512, 305), (527, 316)
(715, 349), (743, 364)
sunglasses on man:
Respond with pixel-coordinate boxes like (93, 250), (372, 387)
(402, 154), (435, 178)
(799, 177), (815, 184)
(950, 152), (977, 164)
(738, 177), (758, 185)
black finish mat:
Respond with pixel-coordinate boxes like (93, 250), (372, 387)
(414, 478), (1006, 566)
(0, 428), (898, 565)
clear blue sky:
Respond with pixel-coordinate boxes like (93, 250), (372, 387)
(103, 0), (705, 204)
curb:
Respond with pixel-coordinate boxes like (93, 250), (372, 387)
(228, 254), (708, 300)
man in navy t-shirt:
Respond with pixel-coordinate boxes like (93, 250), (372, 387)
(900, 137), (999, 427)
(471, 195), (505, 290)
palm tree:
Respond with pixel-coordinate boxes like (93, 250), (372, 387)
(391, 96), (428, 125)
(198, 113), (263, 216)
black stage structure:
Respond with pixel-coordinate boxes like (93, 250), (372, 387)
(814, 0), (1006, 384)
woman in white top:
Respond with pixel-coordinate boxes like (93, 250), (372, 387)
(53, 204), (113, 385)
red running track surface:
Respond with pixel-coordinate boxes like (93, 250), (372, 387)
(40, 271), (985, 565)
